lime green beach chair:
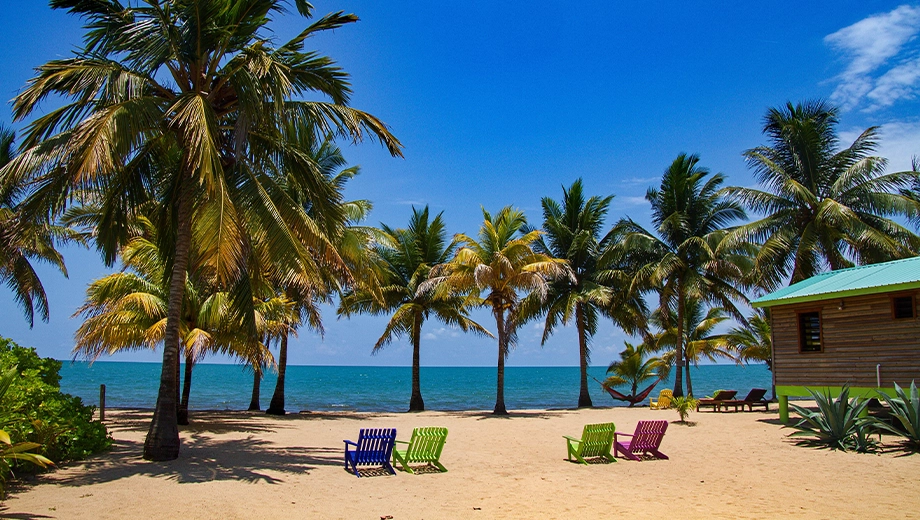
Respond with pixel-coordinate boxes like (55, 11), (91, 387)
(563, 422), (616, 464)
(392, 427), (448, 474)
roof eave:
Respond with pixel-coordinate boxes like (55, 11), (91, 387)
(752, 281), (920, 309)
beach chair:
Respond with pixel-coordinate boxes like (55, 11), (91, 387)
(695, 390), (738, 412)
(344, 428), (397, 477)
(392, 427), (448, 474)
(649, 389), (673, 410)
(721, 388), (770, 412)
(563, 422), (616, 464)
(614, 420), (668, 461)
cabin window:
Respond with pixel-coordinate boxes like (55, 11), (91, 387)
(798, 311), (822, 352)
(892, 296), (915, 319)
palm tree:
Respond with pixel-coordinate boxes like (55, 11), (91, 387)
(602, 340), (670, 407)
(725, 100), (920, 287)
(340, 206), (491, 411)
(0, 125), (76, 326)
(429, 206), (570, 415)
(4, 1), (401, 460)
(725, 308), (773, 370)
(609, 153), (750, 397)
(656, 300), (735, 397)
(528, 179), (646, 407)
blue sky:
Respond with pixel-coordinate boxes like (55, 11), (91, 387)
(1, 1), (919, 367)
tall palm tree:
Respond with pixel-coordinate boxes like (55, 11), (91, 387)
(4, 0), (401, 460)
(656, 300), (735, 397)
(0, 125), (76, 326)
(609, 153), (750, 397)
(725, 101), (920, 286)
(429, 206), (570, 415)
(340, 206), (491, 411)
(602, 340), (670, 407)
(528, 179), (646, 407)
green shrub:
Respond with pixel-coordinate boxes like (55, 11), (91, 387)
(0, 337), (110, 463)
(788, 385), (876, 452)
(671, 396), (698, 423)
(874, 381), (920, 451)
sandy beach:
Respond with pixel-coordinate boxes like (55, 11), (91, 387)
(3, 406), (919, 519)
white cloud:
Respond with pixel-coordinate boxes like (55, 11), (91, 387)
(825, 4), (920, 110)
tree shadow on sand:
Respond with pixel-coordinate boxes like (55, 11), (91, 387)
(38, 434), (343, 489)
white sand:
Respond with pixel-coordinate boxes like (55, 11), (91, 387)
(3, 406), (919, 519)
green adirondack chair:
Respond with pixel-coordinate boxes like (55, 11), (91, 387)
(392, 427), (448, 474)
(563, 422), (616, 464)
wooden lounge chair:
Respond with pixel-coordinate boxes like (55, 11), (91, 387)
(344, 428), (397, 477)
(614, 420), (668, 461)
(649, 389), (673, 410)
(392, 427), (448, 474)
(721, 388), (770, 412)
(695, 390), (737, 412)
(563, 422), (616, 464)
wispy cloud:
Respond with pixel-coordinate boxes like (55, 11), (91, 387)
(841, 120), (920, 171)
(825, 4), (920, 111)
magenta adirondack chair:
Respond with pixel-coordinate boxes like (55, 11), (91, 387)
(613, 420), (669, 461)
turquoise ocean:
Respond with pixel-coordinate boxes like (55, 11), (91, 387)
(59, 362), (772, 412)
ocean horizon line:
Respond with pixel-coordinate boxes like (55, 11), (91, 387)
(62, 360), (763, 369)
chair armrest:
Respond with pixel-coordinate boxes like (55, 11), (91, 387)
(343, 440), (357, 447)
(615, 432), (634, 439)
(562, 436), (582, 443)
(394, 440), (409, 445)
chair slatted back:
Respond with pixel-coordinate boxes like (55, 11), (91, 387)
(578, 422), (616, 458)
(355, 428), (396, 465)
(629, 420), (668, 452)
(713, 390), (737, 400)
(743, 388), (767, 402)
(657, 389), (673, 407)
(404, 427), (448, 463)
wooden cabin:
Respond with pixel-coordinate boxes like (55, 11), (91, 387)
(752, 256), (920, 423)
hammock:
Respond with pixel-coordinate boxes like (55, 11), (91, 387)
(592, 376), (661, 406)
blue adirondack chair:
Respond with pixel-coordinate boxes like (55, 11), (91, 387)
(344, 428), (397, 477)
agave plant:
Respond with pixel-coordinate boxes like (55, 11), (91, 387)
(874, 381), (920, 450)
(788, 385), (876, 452)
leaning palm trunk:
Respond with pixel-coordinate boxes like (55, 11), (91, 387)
(267, 334), (288, 415)
(576, 304), (592, 408)
(249, 364), (262, 411)
(143, 186), (192, 461)
(684, 352), (693, 398)
(409, 313), (425, 412)
(178, 351), (194, 425)
(672, 285), (686, 398)
(494, 307), (509, 415)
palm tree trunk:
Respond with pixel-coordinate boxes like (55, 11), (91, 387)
(143, 182), (191, 461)
(493, 306), (508, 415)
(267, 334), (288, 415)
(684, 352), (693, 398)
(576, 303), (593, 408)
(672, 283), (686, 398)
(178, 351), (194, 425)
(249, 363), (262, 411)
(408, 311), (425, 412)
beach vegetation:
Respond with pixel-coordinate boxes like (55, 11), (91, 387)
(670, 395), (698, 423)
(428, 206), (571, 414)
(608, 153), (751, 397)
(724, 100), (920, 287)
(788, 385), (876, 452)
(527, 179), (647, 408)
(0, 367), (53, 498)
(339, 206), (491, 412)
(4, 0), (402, 460)
(0, 337), (110, 468)
(873, 381), (920, 451)
(603, 339), (670, 407)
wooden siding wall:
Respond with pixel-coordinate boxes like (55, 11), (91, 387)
(771, 291), (920, 387)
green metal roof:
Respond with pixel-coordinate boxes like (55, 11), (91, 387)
(751, 256), (920, 308)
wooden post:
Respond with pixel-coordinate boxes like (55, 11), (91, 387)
(99, 384), (106, 422)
